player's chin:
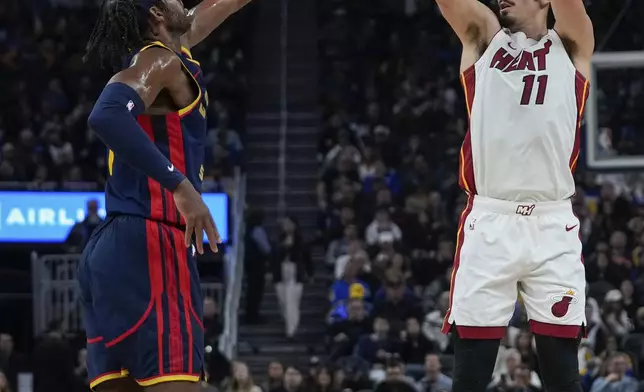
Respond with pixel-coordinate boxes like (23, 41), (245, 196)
(498, 13), (516, 28)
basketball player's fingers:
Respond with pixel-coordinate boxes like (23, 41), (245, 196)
(209, 215), (222, 244)
(205, 217), (219, 253)
(184, 221), (194, 248)
(195, 220), (205, 254)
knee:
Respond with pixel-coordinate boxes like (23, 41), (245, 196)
(535, 335), (582, 392)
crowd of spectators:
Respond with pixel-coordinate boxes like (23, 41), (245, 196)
(305, 0), (644, 391)
(0, 0), (251, 191)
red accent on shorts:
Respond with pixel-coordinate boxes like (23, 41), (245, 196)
(138, 115), (164, 220)
(105, 301), (154, 348)
(459, 65), (477, 195)
(529, 320), (586, 338)
(146, 220), (165, 375)
(86, 336), (103, 344)
(172, 229), (194, 372)
(166, 113), (186, 225)
(442, 195), (474, 335)
(162, 226), (184, 373)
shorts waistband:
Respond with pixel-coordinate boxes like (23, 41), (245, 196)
(472, 196), (572, 216)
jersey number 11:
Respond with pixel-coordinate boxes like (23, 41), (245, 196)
(520, 75), (548, 105)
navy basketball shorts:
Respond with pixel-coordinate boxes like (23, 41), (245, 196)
(78, 215), (204, 390)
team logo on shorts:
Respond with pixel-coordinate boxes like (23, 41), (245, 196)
(550, 289), (577, 318)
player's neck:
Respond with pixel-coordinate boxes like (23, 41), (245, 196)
(146, 31), (183, 52)
(508, 20), (548, 41)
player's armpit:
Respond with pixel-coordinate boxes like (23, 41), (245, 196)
(551, 0), (595, 66)
(109, 48), (184, 108)
(181, 0), (252, 49)
(435, 0), (500, 48)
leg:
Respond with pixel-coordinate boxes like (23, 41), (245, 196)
(534, 335), (582, 392)
(520, 207), (585, 392)
(442, 200), (520, 392)
(452, 329), (501, 392)
(143, 381), (201, 392)
(96, 378), (142, 392)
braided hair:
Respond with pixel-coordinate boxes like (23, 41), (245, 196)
(84, 0), (161, 70)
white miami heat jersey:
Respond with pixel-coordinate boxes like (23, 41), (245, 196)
(458, 29), (590, 202)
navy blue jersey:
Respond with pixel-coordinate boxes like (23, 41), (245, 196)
(106, 41), (208, 226)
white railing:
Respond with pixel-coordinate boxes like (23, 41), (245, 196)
(218, 170), (247, 358)
(277, 0), (289, 219)
(30, 252), (225, 336)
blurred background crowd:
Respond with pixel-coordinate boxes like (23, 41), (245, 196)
(0, 0), (644, 391)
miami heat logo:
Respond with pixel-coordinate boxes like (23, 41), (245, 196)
(550, 290), (578, 318)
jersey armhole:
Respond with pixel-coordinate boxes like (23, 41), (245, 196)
(472, 28), (507, 71)
(133, 41), (203, 117)
(550, 29), (589, 84)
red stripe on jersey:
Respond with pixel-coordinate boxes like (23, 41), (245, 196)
(459, 65), (477, 195)
(145, 220), (165, 375)
(570, 72), (589, 174)
(166, 113), (187, 225)
(442, 195), (474, 334)
(138, 115), (164, 220)
(172, 229), (194, 372)
(162, 226), (184, 373)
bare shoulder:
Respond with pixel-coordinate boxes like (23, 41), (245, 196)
(108, 47), (183, 87)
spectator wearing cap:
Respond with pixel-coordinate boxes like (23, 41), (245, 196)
(330, 258), (371, 305)
(327, 298), (371, 359)
(417, 353), (452, 392)
(355, 317), (398, 365)
(602, 290), (633, 340)
(590, 353), (638, 392)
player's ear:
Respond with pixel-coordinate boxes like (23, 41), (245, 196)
(148, 5), (165, 24)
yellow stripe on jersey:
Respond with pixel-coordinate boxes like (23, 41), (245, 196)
(108, 150), (114, 176)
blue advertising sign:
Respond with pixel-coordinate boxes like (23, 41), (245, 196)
(0, 192), (229, 243)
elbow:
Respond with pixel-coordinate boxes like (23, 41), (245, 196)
(87, 106), (108, 132)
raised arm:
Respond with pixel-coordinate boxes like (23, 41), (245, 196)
(435, 0), (500, 69)
(181, 0), (252, 49)
(551, 0), (594, 78)
(88, 48), (187, 191)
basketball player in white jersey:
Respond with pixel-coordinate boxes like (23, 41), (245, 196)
(435, 0), (594, 391)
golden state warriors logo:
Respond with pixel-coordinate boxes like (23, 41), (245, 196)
(550, 289), (578, 318)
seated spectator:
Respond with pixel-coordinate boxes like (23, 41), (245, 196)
(489, 349), (541, 391)
(228, 361), (262, 392)
(372, 273), (423, 333)
(272, 365), (305, 392)
(0, 371), (11, 392)
(330, 259), (371, 304)
(590, 353), (638, 392)
(263, 361), (284, 392)
(365, 208), (403, 246)
(334, 246), (368, 281)
(311, 365), (338, 392)
(327, 299), (372, 359)
(356, 317), (398, 365)
(602, 290), (633, 340)
(326, 223), (359, 268)
(400, 318), (434, 366)
(514, 329), (538, 375)
(423, 291), (451, 353)
(417, 353), (453, 392)
(374, 354), (418, 392)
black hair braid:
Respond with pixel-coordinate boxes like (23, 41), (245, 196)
(84, 0), (155, 70)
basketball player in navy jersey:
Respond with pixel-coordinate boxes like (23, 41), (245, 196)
(79, 0), (250, 391)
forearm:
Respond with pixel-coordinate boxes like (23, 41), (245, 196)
(88, 82), (186, 191)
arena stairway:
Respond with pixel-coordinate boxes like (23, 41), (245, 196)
(239, 0), (326, 381)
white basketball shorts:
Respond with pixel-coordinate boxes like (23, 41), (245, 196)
(441, 195), (586, 339)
